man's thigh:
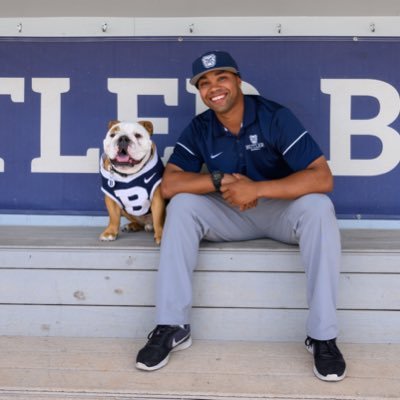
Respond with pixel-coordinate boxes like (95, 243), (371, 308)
(196, 193), (331, 246)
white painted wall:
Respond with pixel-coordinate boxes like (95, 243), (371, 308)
(1, 0), (400, 17)
(1, 1), (400, 37)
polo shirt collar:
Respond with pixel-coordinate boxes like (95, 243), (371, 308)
(211, 95), (257, 137)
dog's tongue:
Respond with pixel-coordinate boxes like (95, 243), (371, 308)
(116, 154), (130, 163)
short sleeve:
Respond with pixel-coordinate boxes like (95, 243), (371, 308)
(168, 122), (204, 172)
(272, 108), (323, 171)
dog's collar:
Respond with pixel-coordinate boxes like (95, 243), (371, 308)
(110, 165), (128, 177)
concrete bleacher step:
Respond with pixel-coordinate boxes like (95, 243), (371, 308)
(1, 226), (400, 399)
(0, 226), (399, 343)
(0, 336), (400, 400)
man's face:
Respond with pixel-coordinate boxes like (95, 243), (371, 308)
(197, 70), (242, 115)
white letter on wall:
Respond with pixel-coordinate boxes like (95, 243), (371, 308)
(31, 78), (99, 173)
(0, 78), (25, 172)
(321, 79), (400, 176)
(107, 78), (178, 134)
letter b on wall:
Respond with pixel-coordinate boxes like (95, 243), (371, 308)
(321, 79), (400, 176)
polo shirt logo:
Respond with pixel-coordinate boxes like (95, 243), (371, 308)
(246, 134), (265, 151)
(202, 54), (216, 69)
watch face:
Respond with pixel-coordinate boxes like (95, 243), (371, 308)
(212, 171), (223, 191)
(212, 171), (221, 181)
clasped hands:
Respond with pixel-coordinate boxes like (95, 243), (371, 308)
(220, 173), (258, 211)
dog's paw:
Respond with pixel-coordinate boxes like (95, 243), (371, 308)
(144, 223), (154, 233)
(99, 232), (118, 241)
(154, 228), (163, 245)
(154, 235), (161, 245)
(122, 222), (142, 232)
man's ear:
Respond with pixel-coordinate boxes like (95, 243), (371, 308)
(138, 120), (154, 135)
(108, 120), (120, 130)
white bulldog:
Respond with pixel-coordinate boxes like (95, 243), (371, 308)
(99, 120), (165, 244)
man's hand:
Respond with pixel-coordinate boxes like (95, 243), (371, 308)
(221, 156), (334, 207)
(221, 173), (258, 211)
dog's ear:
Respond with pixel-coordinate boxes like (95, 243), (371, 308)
(138, 120), (154, 135)
(108, 120), (120, 130)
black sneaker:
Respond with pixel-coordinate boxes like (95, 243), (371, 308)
(136, 324), (191, 371)
(305, 337), (346, 381)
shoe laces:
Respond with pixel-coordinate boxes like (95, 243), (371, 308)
(147, 325), (176, 346)
(148, 325), (169, 338)
(306, 337), (341, 360)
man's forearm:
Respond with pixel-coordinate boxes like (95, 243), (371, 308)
(255, 168), (333, 200)
(160, 170), (215, 199)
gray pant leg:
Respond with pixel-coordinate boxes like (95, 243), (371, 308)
(236, 193), (341, 340)
(272, 194), (341, 341)
(299, 195), (341, 341)
(155, 193), (262, 325)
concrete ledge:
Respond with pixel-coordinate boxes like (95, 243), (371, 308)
(0, 336), (399, 400)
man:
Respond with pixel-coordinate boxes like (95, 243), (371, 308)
(136, 50), (346, 382)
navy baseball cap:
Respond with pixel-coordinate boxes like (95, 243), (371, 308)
(190, 50), (240, 86)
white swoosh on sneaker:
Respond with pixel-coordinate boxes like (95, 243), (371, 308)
(144, 173), (157, 184)
(210, 152), (223, 159)
(172, 335), (188, 348)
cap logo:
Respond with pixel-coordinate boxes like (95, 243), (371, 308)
(201, 54), (217, 69)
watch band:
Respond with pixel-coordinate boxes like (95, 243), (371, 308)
(211, 170), (224, 192)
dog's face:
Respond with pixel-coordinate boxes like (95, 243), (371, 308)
(103, 120), (154, 175)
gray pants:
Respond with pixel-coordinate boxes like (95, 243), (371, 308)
(156, 192), (341, 340)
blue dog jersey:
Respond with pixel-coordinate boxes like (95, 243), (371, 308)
(169, 95), (323, 181)
(100, 149), (164, 216)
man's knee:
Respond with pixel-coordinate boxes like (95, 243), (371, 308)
(295, 194), (341, 259)
(296, 194), (336, 219)
(291, 194), (339, 238)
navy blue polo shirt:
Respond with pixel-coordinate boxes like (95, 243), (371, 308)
(168, 95), (323, 181)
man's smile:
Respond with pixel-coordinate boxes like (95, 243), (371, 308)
(211, 94), (226, 102)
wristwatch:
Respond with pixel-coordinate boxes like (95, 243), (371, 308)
(211, 170), (224, 192)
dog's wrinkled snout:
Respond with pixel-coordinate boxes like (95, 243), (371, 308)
(118, 135), (130, 152)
